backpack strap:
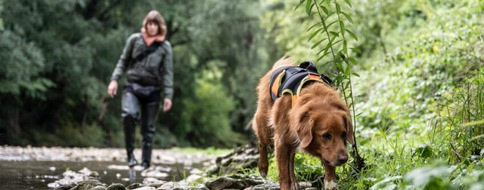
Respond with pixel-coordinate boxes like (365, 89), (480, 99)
(134, 40), (164, 62)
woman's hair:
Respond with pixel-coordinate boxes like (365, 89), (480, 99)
(141, 10), (167, 36)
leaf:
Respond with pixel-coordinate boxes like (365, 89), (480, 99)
(344, 0), (352, 7)
(335, 2), (341, 14)
(336, 63), (344, 72)
(339, 21), (345, 33)
(296, 0), (306, 10)
(412, 145), (434, 158)
(306, 0), (313, 15)
(329, 31), (340, 37)
(348, 57), (357, 64)
(319, 0), (328, 5)
(343, 41), (348, 55)
(317, 51), (332, 62)
(308, 22), (321, 31)
(331, 39), (343, 46)
(345, 29), (358, 41)
(311, 38), (327, 49)
(352, 72), (360, 77)
(350, 47), (362, 54)
(320, 4), (329, 15)
(460, 120), (484, 127)
(326, 20), (339, 28)
(341, 12), (353, 23)
(370, 176), (403, 190)
(344, 81), (351, 89)
(308, 28), (324, 41)
(345, 61), (351, 75)
(317, 48), (331, 56)
(317, 55), (325, 62)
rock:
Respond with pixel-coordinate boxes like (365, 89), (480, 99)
(48, 168), (100, 189)
(190, 168), (203, 175)
(208, 145), (259, 176)
(205, 165), (220, 175)
(126, 183), (144, 189)
(69, 179), (106, 190)
(107, 183), (126, 190)
(206, 177), (237, 190)
(142, 168), (169, 178)
(143, 177), (164, 187)
(205, 174), (265, 190)
(132, 187), (156, 190)
(157, 181), (176, 190)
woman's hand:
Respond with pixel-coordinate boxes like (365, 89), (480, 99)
(163, 98), (172, 112)
(107, 80), (118, 98)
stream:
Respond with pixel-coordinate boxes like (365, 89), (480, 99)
(1, 160), (133, 189)
(0, 146), (219, 190)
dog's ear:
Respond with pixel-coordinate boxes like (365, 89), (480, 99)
(344, 114), (355, 145)
(298, 112), (314, 148)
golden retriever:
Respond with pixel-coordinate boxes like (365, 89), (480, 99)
(252, 56), (355, 190)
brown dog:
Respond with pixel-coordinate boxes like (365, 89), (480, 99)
(252, 56), (355, 190)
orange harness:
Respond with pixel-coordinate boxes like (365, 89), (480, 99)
(269, 61), (332, 107)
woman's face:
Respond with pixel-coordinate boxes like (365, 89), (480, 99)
(146, 22), (159, 36)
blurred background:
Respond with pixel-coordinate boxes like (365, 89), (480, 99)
(0, 0), (482, 155)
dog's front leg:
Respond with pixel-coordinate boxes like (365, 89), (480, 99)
(275, 140), (299, 190)
(289, 149), (298, 190)
(253, 113), (271, 178)
(257, 142), (269, 178)
(323, 162), (338, 190)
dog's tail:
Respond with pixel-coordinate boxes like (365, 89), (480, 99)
(272, 55), (293, 69)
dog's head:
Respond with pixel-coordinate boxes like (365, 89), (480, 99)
(292, 85), (355, 166)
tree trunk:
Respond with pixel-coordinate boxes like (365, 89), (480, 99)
(9, 104), (21, 137)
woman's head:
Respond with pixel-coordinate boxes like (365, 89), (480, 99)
(141, 10), (167, 36)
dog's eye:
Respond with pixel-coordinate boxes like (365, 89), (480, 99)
(322, 133), (331, 140)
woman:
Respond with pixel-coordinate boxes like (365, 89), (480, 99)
(107, 10), (173, 169)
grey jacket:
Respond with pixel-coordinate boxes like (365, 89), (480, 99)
(111, 33), (173, 99)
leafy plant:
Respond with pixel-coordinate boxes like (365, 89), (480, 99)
(297, 0), (365, 172)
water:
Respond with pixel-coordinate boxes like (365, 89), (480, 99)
(0, 160), (175, 190)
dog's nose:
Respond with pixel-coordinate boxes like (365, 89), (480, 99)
(337, 151), (348, 164)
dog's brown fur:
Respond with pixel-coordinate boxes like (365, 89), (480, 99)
(252, 56), (355, 190)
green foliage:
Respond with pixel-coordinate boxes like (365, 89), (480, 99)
(257, 0), (484, 189)
(177, 61), (247, 148)
(293, 153), (325, 181)
(264, 153), (324, 182)
(0, 0), (3, 30)
(26, 122), (105, 147)
(297, 0), (366, 173)
(0, 0), (272, 148)
(346, 0), (484, 189)
(0, 30), (53, 97)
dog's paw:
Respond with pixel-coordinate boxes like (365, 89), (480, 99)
(324, 180), (338, 190)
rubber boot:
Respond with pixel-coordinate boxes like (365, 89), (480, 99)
(141, 142), (152, 170)
(141, 102), (159, 170)
(123, 115), (138, 167)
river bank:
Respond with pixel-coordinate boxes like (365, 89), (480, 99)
(0, 146), (228, 189)
(0, 145), (222, 164)
(0, 145), (326, 189)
